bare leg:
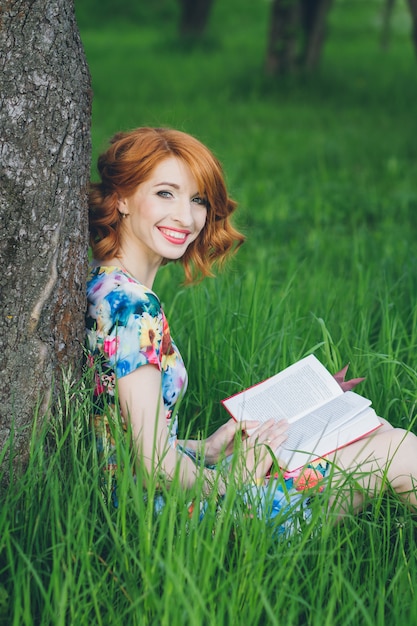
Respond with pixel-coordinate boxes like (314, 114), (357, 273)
(326, 423), (417, 516)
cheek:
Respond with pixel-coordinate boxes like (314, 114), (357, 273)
(196, 208), (207, 234)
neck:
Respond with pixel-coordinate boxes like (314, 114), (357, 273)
(114, 253), (161, 289)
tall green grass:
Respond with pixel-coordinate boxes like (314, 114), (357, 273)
(2, 0), (417, 623)
(2, 280), (417, 624)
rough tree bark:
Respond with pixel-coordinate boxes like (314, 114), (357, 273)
(0, 0), (91, 476)
(266, 0), (333, 75)
(178, 0), (215, 37)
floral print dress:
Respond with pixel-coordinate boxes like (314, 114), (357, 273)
(86, 265), (328, 535)
(86, 265), (187, 498)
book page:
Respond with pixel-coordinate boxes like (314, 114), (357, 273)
(222, 355), (342, 423)
(282, 392), (371, 451)
(279, 407), (381, 471)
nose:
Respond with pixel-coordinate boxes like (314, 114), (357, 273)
(173, 196), (194, 227)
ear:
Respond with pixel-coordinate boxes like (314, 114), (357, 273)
(117, 197), (129, 217)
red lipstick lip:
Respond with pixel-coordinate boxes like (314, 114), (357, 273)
(158, 226), (191, 244)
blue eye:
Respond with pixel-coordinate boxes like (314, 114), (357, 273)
(157, 190), (172, 198)
(192, 196), (208, 206)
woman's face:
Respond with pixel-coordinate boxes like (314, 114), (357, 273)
(118, 156), (207, 271)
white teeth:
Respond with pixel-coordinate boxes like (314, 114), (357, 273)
(161, 228), (186, 240)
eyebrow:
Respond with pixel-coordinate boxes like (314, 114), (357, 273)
(154, 182), (202, 196)
(154, 182), (180, 189)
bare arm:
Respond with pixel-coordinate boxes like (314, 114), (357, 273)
(117, 363), (202, 489)
(117, 364), (288, 494)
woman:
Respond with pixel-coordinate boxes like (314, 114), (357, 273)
(86, 127), (417, 531)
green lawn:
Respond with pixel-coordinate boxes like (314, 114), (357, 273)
(2, 0), (417, 623)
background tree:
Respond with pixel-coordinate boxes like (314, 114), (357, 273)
(0, 0), (91, 476)
(266, 0), (333, 74)
(178, 0), (215, 37)
(408, 0), (417, 58)
(380, 0), (396, 49)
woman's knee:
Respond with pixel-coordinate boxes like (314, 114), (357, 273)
(388, 427), (417, 455)
(385, 428), (417, 493)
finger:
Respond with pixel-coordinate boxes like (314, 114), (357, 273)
(227, 418), (271, 431)
(263, 419), (289, 436)
(265, 430), (288, 448)
(250, 418), (281, 434)
(251, 421), (289, 447)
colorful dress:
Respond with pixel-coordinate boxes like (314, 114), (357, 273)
(86, 264), (327, 535)
(86, 265), (187, 502)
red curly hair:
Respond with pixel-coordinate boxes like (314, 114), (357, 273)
(89, 127), (245, 284)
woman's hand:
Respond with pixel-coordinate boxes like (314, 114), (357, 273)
(201, 418), (288, 488)
(239, 418), (289, 482)
(202, 418), (263, 465)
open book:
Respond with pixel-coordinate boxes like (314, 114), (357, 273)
(221, 354), (382, 471)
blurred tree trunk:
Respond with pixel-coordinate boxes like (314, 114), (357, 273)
(179, 0), (214, 37)
(380, 0), (395, 49)
(0, 0), (91, 478)
(265, 0), (300, 74)
(301, 0), (333, 69)
(266, 0), (333, 74)
(408, 0), (417, 59)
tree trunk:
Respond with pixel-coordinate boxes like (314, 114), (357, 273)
(301, 0), (333, 70)
(408, 0), (417, 60)
(265, 0), (332, 74)
(0, 0), (91, 477)
(179, 0), (215, 37)
(265, 0), (300, 75)
(380, 0), (396, 50)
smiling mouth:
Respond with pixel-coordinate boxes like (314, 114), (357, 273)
(158, 227), (191, 244)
